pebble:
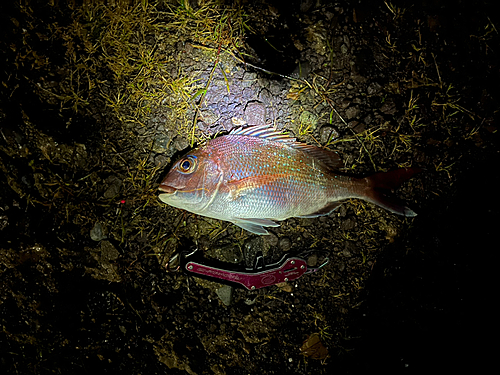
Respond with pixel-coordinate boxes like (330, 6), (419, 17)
(90, 222), (107, 241)
(264, 232), (279, 247)
(279, 237), (292, 251)
(216, 285), (234, 306)
(367, 82), (382, 95)
(307, 254), (318, 267)
(152, 134), (172, 154)
(172, 136), (189, 152)
(103, 176), (122, 199)
(345, 106), (359, 120)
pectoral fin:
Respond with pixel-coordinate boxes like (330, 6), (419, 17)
(233, 218), (280, 235)
(228, 174), (287, 200)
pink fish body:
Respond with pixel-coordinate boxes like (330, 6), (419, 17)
(159, 125), (419, 235)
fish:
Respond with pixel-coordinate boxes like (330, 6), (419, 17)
(158, 125), (420, 235)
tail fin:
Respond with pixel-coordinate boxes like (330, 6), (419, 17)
(364, 168), (422, 217)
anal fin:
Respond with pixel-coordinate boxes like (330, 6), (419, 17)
(297, 202), (342, 219)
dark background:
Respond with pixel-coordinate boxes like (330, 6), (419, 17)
(1, 0), (497, 373)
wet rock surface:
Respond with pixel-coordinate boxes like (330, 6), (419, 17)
(0, 1), (497, 374)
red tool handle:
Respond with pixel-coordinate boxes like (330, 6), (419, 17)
(185, 257), (308, 290)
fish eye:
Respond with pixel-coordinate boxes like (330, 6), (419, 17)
(181, 160), (190, 170)
(178, 156), (197, 174)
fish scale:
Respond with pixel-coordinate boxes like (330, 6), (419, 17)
(210, 135), (336, 218)
(159, 125), (419, 235)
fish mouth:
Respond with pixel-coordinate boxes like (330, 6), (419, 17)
(158, 183), (177, 194)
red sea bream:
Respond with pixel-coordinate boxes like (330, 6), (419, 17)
(158, 125), (419, 235)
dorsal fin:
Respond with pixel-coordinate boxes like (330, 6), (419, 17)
(230, 124), (297, 143)
(230, 125), (344, 170)
(291, 144), (344, 170)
